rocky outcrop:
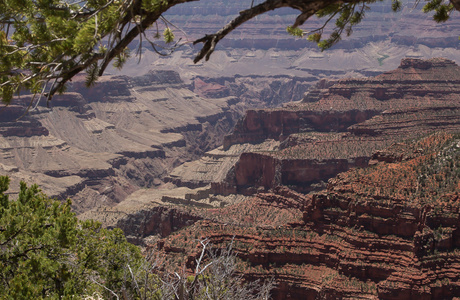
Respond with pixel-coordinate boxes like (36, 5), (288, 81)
(0, 70), (251, 213)
(223, 109), (379, 149)
(223, 152), (367, 194)
(225, 58), (460, 147)
(146, 60), (460, 299)
(0, 104), (50, 137)
(211, 58), (460, 196)
(157, 132), (460, 300)
(0, 120), (49, 137)
(116, 206), (202, 245)
(193, 78), (230, 98)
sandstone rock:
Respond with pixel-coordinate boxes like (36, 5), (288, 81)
(156, 133), (460, 299)
(213, 58), (460, 196)
(0, 70), (247, 213)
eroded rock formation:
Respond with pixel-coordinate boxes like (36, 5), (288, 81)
(4, 55), (460, 299)
(111, 59), (460, 299)
(0, 69), (311, 215)
(156, 132), (460, 299)
(0, 71), (236, 213)
(212, 58), (460, 195)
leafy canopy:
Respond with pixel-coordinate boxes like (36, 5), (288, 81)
(0, 0), (459, 106)
(0, 0), (178, 106)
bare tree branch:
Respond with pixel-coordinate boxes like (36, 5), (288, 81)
(193, 0), (343, 63)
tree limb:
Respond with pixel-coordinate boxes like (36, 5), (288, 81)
(193, 0), (288, 63)
(3, 0), (460, 104)
(451, 0), (460, 11)
(193, 0), (460, 63)
(193, 0), (342, 63)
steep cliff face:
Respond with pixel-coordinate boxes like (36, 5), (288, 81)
(116, 205), (202, 245)
(233, 152), (369, 192)
(223, 109), (379, 149)
(1, 69), (311, 214)
(77, 58), (460, 299)
(225, 58), (460, 148)
(157, 132), (460, 300)
(214, 58), (460, 195)
(0, 71), (238, 213)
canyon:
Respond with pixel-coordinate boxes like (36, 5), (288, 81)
(1, 0), (460, 298)
(158, 131), (460, 299)
(88, 58), (460, 299)
(139, 59), (460, 299)
(0, 70), (314, 214)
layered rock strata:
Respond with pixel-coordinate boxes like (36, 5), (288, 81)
(0, 71), (240, 213)
(1, 69), (315, 218)
(209, 58), (460, 195)
(156, 132), (460, 299)
(74, 58), (460, 299)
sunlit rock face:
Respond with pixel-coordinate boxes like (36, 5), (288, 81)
(210, 58), (460, 195)
(0, 67), (311, 215)
(156, 132), (460, 300)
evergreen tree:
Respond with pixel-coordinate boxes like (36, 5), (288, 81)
(0, 176), (274, 299)
(0, 176), (144, 299)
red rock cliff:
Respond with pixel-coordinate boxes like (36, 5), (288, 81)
(158, 132), (460, 300)
(217, 58), (460, 196)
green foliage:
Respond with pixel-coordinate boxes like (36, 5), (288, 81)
(0, 0), (173, 104)
(163, 27), (175, 44)
(391, 0), (402, 12)
(423, 0), (454, 22)
(0, 0), (458, 104)
(142, 0), (168, 13)
(0, 176), (145, 299)
(286, 26), (304, 37)
(312, 2), (372, 50)
(0, 177), (272, 299)
(85, 62), (100, 87)
(112, 47), (131, 70)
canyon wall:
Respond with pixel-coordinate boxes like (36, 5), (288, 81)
(105, 59), (460, 299)
(0, 70), (310, 215)
(157, 132), (460, 299)
(211, 58), (460, 195)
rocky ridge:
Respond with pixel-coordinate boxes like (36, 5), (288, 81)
(120, 58), (460, 220)
(207, 58), (460, 195)
(146, 58), (460, 204)
(105, 58), (460, 299)
(0, 70), (311, 215)
(0, 71), (231, 212)
(156, 131), (460, 300)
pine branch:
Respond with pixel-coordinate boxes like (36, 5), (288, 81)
(193, 0), (341, 63)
